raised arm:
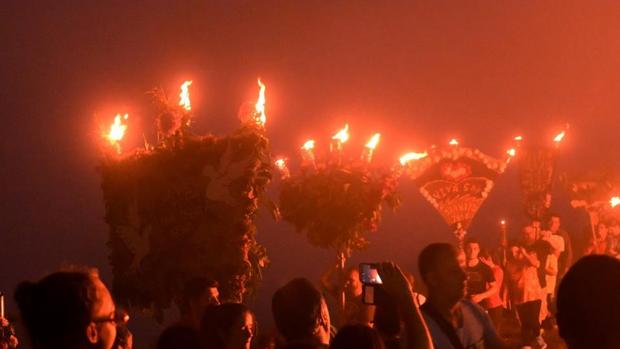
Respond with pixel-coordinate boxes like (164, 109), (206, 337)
(378, 262), (434, 349)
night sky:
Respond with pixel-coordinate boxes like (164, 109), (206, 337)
(2, 1), (620, 347)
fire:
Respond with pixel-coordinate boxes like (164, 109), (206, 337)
(332, 124), (350, 144)
(254, 78), (266, 127)
(302, 139), (315, 151)
(449, 138), (459, 146)
(514, 136), (523, 141)
(399, 151), (428, 166)
(554, 131), (566, 143)
(365, 133), (381, 150)
(506, 148), (516, 157)
(107, 113), (128, 144)
(611, 196), (620, 208)
(179, 80), (192, 111)
(274, 158), (287, 170)
(500, 219), (506, 225)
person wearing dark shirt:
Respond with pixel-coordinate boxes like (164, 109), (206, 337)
(464, 238), (497, 306)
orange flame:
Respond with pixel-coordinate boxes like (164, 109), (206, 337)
(365, 133), (381, 150)
(399, 151), (428, 166)
(506, 148), (516, 157)
(332, 124), (350, 144)
(554, 131), (566, 143)
(255, 79), (266, 127)
(514, 136), (523, 141)
(611, 196), (620, 208)
(107, 114), (128, 145)
(274, 158), (287, 170)
(179, 80), (192, 111)
(302, 139), (315, 151)
(449, 138), (459, 146)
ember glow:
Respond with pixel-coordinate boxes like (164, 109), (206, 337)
(449, 138), (459, 146)
(332, 124), (350, 144)
(254, 79), (267, 127)
(365, 133), (381, 150)
(107, 113), (128, 145)
(399, 151), (428, 166)
(179, 80), (192, 111)
(611, 196), (620, 208)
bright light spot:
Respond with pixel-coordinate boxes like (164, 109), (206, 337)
(179, 80), (192, 111)
(449, 138), (459, 146)
(332, 124), (350, 144)
(107, 113), (128, 144)
(254, 78), (266, 127)
(399, 151), (428, 166)
(302, 139), (315, 150)
(365, 133), (381, 150)
(611, 196), (620, 208)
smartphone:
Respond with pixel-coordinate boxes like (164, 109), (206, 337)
(359, 263), (382, 305)
(359, 263), (383, 285)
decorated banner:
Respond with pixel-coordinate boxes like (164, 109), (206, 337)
(402, 142), (509, 238)
(99, 81), (272, 320)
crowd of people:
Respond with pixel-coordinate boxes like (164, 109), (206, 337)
(5, 214), (620, 349)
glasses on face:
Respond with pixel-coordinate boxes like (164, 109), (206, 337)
(92, 309), (130, 326)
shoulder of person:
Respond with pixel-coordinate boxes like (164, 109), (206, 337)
(459, 299), (488, 319)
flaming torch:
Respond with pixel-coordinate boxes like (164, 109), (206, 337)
(301, 139), (316, 168)
(105, 113), (128, 154)
(274, 157), (290, 179)
(363, 133), (381, 163)
(553, 130), (566, 148)
(331, 124), (350, 164)
(254, 79), (267, 128)
(179, 80), (192, 111)
(399, 151), (428, 166)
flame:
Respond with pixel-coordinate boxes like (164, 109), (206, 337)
(332, 124), (350, 144)
(611, 196), (620, 208)
(254, 78), (266, 126)
(506, 148), (516, 157)
(554, 131), (566, 143)
(274, 158), (287, 170)
(107, 114), (128, 144)
(302, 139), (315, 151)
(365, 133), (381, 150)
(179, 80), (192, 111)
(449, 138), (459, 146)
(514, 136), (523, 141)
(399, 151), (428, 166)
(500, 219), (506, 225)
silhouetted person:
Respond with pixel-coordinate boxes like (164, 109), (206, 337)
(201, 303), (256, 349)
(177, 277), (220, 330)
(331, 324), (385, 349)
(272, 278), (331, 348)
(556, 255), (620, 349)
(14, 269), (125, 349)
(419, 243), (505, 349)
(155, 325), (201, 349)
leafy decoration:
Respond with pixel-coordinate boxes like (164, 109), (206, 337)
(99, 89), (272, 321)
(279, 162), (399, 254)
